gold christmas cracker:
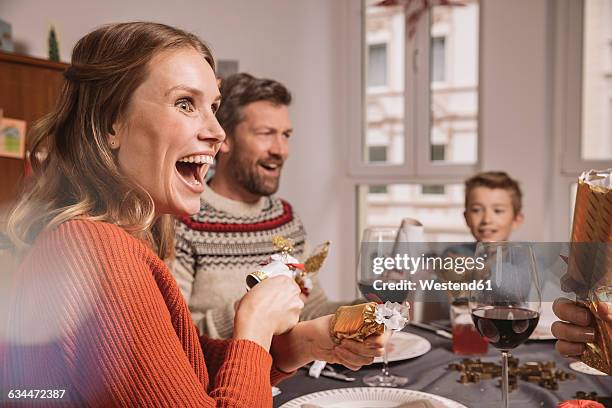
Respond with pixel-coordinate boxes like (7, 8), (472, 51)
(329, 302), (385, 344)
(569, 169), (612, 375)
(304, 241), (331, 273)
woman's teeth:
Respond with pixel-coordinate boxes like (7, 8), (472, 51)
(178, 154), (214, 164)
(176, 154), (213, 188)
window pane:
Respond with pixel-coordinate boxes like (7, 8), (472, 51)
(364, 2), (405, 165)
(430, 144), (445, 161)
(368, 145), (388, 162)
(429, 2), (479, 165)
(369, 184), (388, 194)
(359, 183), (472, 242)
(581, 0), (612, 160)
(431, 37), (446, 82)
(368, 43), (388, 86)
(421, 184), (445, 195)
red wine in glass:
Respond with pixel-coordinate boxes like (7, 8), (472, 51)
(472, 306), (539, 350)
(469, 242), (541, 408)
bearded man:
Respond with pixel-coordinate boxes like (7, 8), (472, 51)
(172, 73), (344, 339)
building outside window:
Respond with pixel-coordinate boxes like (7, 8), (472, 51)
(367, 43), (388, 87)
(431, 36), (446, 82)
(356, 0), (480, 242)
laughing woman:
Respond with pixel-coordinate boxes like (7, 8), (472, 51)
(1, 23), (386, 407)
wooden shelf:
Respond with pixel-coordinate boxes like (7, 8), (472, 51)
(0, 51), (68, 70)
(0, 52), (69, 212)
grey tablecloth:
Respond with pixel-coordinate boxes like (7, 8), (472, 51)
(273, 326), (611, 408)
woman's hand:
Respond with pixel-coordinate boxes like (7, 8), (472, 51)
(551, 297), (596, 357)
(270, 314), (390, 373)
(308, 315), (390, 371)
(234, 276), (304, 351)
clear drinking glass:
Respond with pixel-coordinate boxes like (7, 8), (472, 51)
(357, 226), (410, 387)
(450, 297), (488, 355)
(469, 242), (542, 408)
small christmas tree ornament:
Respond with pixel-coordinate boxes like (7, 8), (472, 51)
(48, 26), (59, 62)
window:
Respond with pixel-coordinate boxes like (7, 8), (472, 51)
(431, 37), (446, 82)
(422, 184), (445, 195)
(559, 0), (612, 173)
(358, 184), (472, 242)
(428, 4), (479, 167)
(349, 0), (480, 240)
(580, 0), (612, 161)
(430, 144), (445, 161)
(368, 145), (388, 163)
(369, 185), (388, 194)
(367, 43), (388, 87)
(551, 0), (612, 239)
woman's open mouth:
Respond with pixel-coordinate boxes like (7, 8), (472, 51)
(176, 154), (214, 189)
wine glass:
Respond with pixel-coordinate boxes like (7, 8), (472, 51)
(469, 242), (542, 408)
(357, 226), (412, 387)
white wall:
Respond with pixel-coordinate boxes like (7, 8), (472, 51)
(0, 0), (558, 301)
(479, 0), (554, 242)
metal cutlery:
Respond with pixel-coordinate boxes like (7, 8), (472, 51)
(410, 321), (453, 339)
(303, 363), (356, 382)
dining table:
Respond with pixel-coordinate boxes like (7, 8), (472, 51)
(273, 324), (611, 408)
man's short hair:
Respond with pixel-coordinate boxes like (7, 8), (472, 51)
(216, 73), (292, 137)
(464, 171), (523, 215)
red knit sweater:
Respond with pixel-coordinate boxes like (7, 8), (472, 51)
(1, 220), (289, 407)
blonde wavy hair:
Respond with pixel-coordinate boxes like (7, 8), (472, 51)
(6, 22), (215, 259)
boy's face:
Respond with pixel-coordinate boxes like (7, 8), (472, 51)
(464, 187), (524, 242)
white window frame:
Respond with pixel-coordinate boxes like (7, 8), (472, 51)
(347, 0), (481, 182)
(557, 0), (612, 174)
(551, 0), (612, 239)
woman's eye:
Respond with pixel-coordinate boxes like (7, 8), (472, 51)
(212, 103), (220, 114)
(176, 98), (195, 112)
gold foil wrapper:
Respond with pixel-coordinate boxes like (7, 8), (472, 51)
(304, 241), (331, 273)
(579, 287), (612, 375)
(569, 170), (612, 375)
(246, 270), (269, 288)
(329, 302), (384, 344)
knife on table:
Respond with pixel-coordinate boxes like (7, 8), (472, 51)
(410, 322), (453, 339)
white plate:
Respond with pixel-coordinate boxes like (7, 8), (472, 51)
(374, 331), (431, 363)
(279, 387), (468, 408)
(569, 361), (607, 376)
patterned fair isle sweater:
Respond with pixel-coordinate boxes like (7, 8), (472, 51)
(173, 184), (344, 339)
(2, 220), (289, 407)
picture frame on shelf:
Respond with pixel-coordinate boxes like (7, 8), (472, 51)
(0, 116), (27, 159)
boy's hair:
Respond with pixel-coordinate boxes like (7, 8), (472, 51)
(464, 171), (523, 215)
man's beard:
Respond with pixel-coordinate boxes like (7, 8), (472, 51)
(228, 150), (282, 197)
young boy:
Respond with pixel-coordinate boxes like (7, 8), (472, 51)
(461, 172), (561, 340)
(441, 171), (524, 262)
(423, 172), (525, 322)
(463, 171), (524, 242)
